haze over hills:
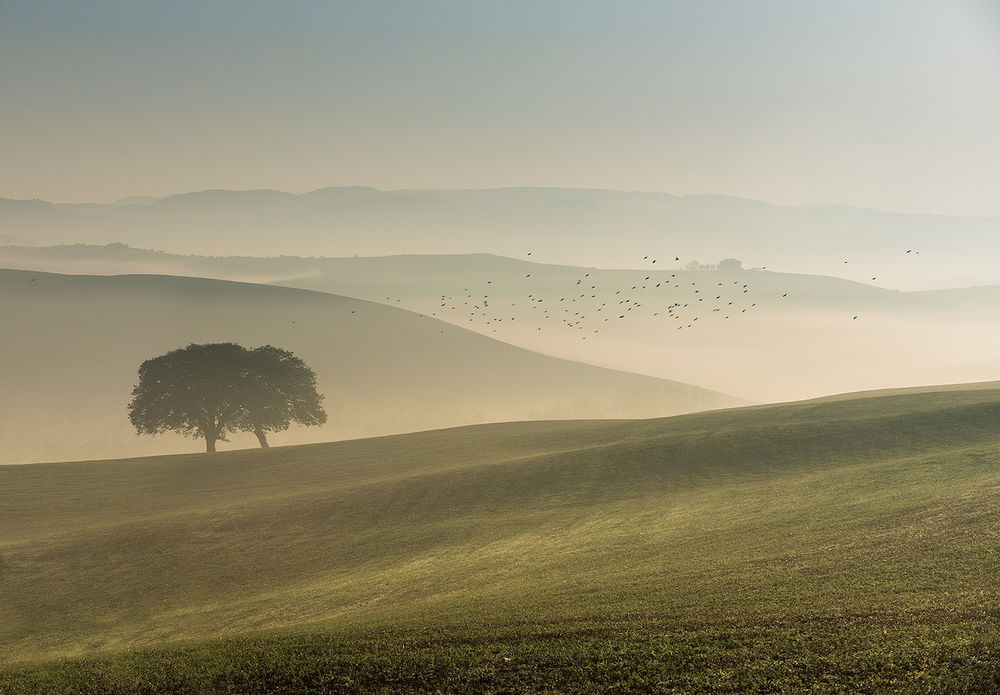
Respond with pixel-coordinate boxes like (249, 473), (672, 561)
(0, 269), (737, 465)
(2, 186), (999, 289)
(6, 0), (1000, 688)
(4, 244), (1000, 402)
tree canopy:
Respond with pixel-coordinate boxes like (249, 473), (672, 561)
(128, 343), (326, 452)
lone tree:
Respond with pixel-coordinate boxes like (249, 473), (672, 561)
(128, 343), (326, 452)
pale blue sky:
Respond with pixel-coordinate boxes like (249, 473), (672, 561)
(1, 1), (998, 214)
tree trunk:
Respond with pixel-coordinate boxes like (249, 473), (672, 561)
(202, 414), (223, 453)
(254, 424), (269, 448)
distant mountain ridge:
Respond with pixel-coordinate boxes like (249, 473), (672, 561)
(3, 186), (999, 289)
(9, 184), (1000, 220)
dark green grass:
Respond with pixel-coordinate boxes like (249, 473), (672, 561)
(3, 389), (1000, 692)
(4, 618), (1000, 694)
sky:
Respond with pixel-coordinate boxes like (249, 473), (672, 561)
(1, 0), (998, 215)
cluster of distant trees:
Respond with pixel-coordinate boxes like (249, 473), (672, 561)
(685, 258), (743, 272)
(128, 343), (326, 452)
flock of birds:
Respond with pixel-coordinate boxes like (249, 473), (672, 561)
(427, 264), (761, 338)
(10, 247), (923, 347)
(356, 250), (924, 341)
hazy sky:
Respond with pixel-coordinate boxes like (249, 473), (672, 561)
(1, 1), (998, 215)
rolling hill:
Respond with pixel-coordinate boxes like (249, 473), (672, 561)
(1, 386), (999, 691)
(4, 244), (1000, 401)
(0, 269), (737, 464)
(3, 186), (1000, 289)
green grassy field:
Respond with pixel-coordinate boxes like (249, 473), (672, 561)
(2, 388), (1000, 692)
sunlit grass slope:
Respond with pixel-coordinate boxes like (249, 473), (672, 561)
(2, 388), (1000, 691)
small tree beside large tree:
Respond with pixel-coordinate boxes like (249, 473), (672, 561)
(128, 343), (326, 453)
(238, 345), (327, 448)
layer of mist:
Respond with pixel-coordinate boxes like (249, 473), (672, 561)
(3, 245), (999, 404)
(0, 269), (738, 464)
(3, 187), (1000, 289)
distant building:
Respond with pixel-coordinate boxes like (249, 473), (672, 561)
(719, 258), (743, 272)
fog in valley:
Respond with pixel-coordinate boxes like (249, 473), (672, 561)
(0, 268), (741, 463)
(3, 230), (1000, 463)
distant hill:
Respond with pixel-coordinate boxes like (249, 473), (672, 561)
(2, 186), (999, 289)
(0, 269), (738, 464)
(151, 188), (299, 210)
(3, 244), (1000, 402)
(109, 196), (158, 207)
(2, 385), (999, 691)
(802, 379), (1000, 403)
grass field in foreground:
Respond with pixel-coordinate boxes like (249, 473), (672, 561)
(2, 388), (1000, 692)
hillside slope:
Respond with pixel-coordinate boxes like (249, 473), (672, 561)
(0, 269), (736, 463)
(4, 245), (1000, 400)
(1, 386), (999, 678)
